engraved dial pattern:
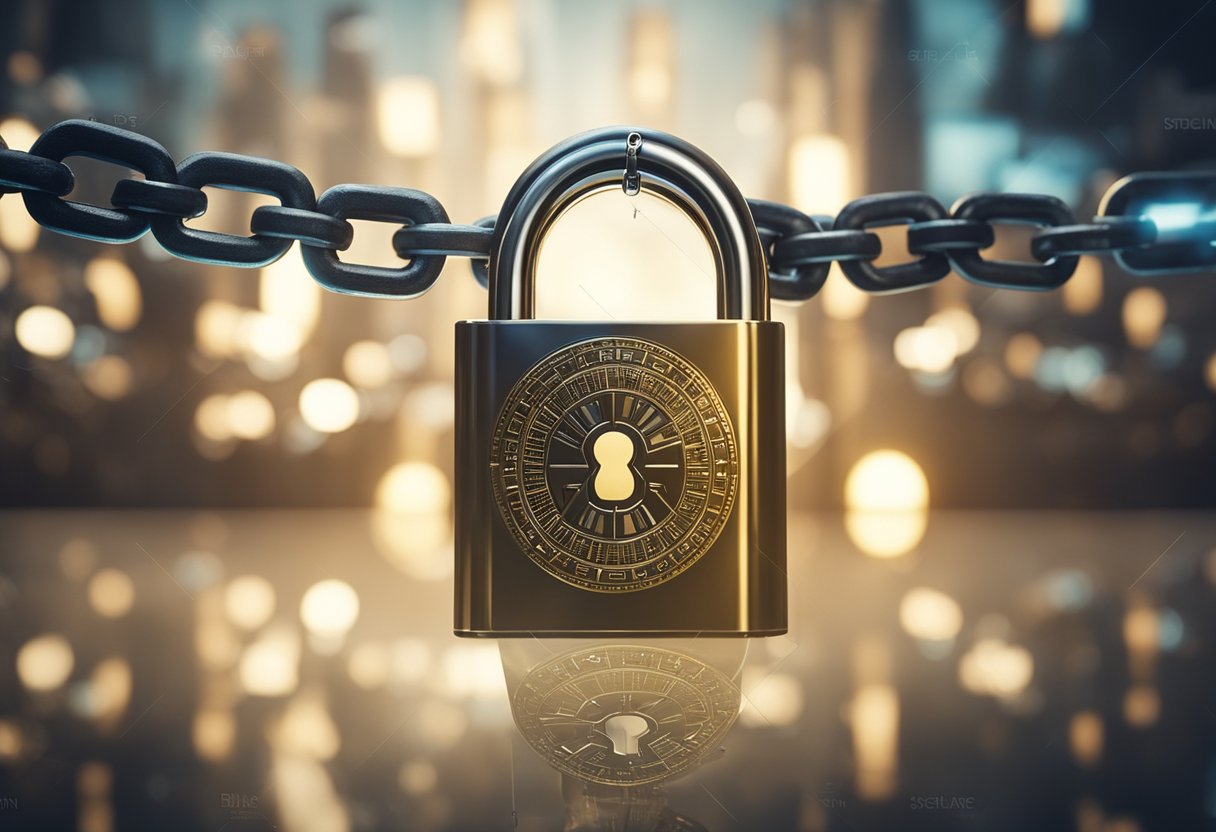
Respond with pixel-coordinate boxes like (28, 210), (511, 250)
(511, 645), (741, 786)
(490, 337), (738, 592)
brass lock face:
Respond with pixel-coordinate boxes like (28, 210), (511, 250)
(489, 336), (738, 593)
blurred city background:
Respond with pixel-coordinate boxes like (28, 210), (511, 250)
(0, 0), (1213, 510)
(1, 0), (1216, 831)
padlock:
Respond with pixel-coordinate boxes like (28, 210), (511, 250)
(454, 127), (786, 637)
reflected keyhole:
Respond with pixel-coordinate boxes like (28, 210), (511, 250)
(602, 713), (650, 756)
(592, 431), (636, 502)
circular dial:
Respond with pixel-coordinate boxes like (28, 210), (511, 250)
(490, 337), (738, 592)
(511, 645), (741, 786)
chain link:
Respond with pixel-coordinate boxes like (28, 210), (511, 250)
(748, 200), (832, 301)
(466, 215), (496, 289)
(1098, 172), (1216, 275)
(151, 151), (318, 267)
(0, 132), (74, 197)
(299, 185), (450, 297)
(0, 119), (1214, 301)
(249, 205), (353, 250)
(832, 192), (952, 293)
(22, 119), (177, 243)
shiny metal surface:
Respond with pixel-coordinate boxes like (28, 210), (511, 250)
(0, 509), (1212, 831)
(454, 320), (787, 637)
(488, 128), (769, 322)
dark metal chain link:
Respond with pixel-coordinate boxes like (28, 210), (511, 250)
(1, 119), (1214, 301)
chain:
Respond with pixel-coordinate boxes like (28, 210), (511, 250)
(2, 119), (1215, 301)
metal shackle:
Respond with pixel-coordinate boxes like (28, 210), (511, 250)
(488, 127), (769, 321)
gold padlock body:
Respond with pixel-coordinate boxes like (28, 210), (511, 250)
(454, 320), (786, 637)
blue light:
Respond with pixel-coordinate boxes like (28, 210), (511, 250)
(1034, 347), (1071, 392)
(1043, 569), (1094, 611)
(1158, 608), (1184, 651)
(1149, 325), (1187, 370)
(1142, 203), (1202, 232)
(1064, 346), (1105, 396)
(1138, 204), (1216, 237)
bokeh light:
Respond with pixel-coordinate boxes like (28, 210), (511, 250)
(1122, 287), (1167, 349)
(959, 638), (1034, 699)
(899, 587), (963, 642)
(845, 511), (928, 559)
(845, 450), (930, 558)
(347, 641), (391, 690)
(375, 461), (450, 513)
(193, 708), (235, 762)
(244, 312), (303, 364)
(239, 627), (300, 697)
(298, 378), (360, 434)
(194, 301), (244, 359)
(87, 568), (135, 619)
(376, 76), (441, 157)
(440, 643), (504, 699)
(73, 657), (133, 728)
(224, 575), (276, 631)
(259, 253), (320, 342)
(0, 720), (22, 761)
(343, 340), (394, 388)
(299, 580), (360, 638)
(15, 305), (74, 359)
(1069, 710), (1103, 767)
(459, 0), (522, 86)
(820, 269), (870, 320)
(195, 394), (233, 443)
(225, 391), (276, 441)
(84, 257), (142, 332)
(894, 325), (958, 374)
(789, 134), (851, 214)
(16, 633), (75, 692)
(1063, 256), (1103, 315)
(372, 461), (454, 580)
(273, 690), (341, 761)
(627, 11), (674, 111)
(741, 670), (802, 727)
(845, 450), (929, 511)
(0, 117), (41, 251)
(1123, 685), (1160, 727)
(925, 306), (980, 355)
(849, 683), (898, 800)
(82, 355), (134, 401)
(1005, 332), (1043, 380)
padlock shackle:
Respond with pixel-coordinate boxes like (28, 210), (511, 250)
(489, 127), (769, 321)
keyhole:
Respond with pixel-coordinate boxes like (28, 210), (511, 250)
(592, 430), (637, 502)
(602, 713), (650, 756)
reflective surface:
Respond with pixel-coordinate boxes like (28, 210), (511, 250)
(1, 509), (1214, 830)
(455, 322), (786, 636)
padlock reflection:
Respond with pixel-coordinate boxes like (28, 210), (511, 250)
(502, 639), (744, 830)
(559, 777), (709, 832)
